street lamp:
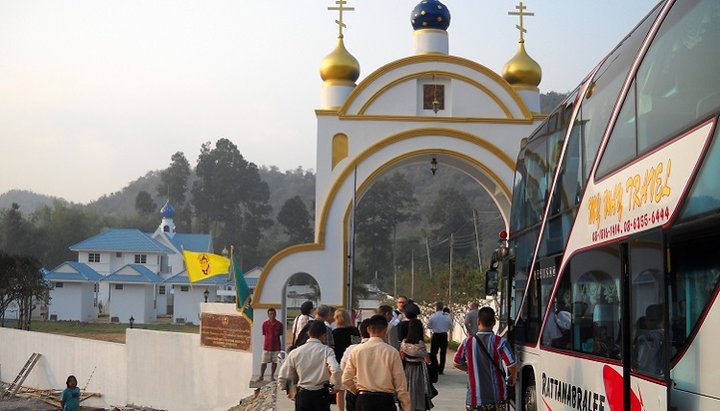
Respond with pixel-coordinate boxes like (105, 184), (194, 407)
(204, 289), (209, 303)
(129, 316), (134, 329)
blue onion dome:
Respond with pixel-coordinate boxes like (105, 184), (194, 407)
(411, 0), (451, 31)
(160, 201), (175, 218)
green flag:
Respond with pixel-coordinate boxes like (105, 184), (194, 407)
(232, 256), (253, 321)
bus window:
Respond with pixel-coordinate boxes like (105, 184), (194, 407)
(509, 149), (527, 233)
(636, 0), (720, 154)
(512, 228), (540, 345)
(576, 6), (660, 185)
(596, 81), (638, 177)
(546, 245), (622, 360)
(668, 219), (720, 360)
(680, 124), (720, 220)
(523, 137), (548, 228)
(629, 230), (666, 377)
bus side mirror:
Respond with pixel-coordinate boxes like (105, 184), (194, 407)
(485, 269), (499, 296)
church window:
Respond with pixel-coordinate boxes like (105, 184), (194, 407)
(134, 254), (147, 264)
(159, 286), (166, 295)
(331, 134), (348, 170)
(88, 253), (100, 263)
(116, 252), (122, 258)
(115, 284), (124, 290)
(423, 84), (445, 111)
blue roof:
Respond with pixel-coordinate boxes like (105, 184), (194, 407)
(245, 277), (258, 288)
(164, 270), (230, 285)
(168, 233), (212, 253)
(101, 264), (164, 284)
(70, 229), (174, 253)
(44, 262), (103, 282)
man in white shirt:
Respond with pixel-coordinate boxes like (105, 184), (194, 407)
(427, 301), (453, 375)
(278, 321), (341, 411)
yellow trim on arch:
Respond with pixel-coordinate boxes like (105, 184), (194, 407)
(357, 71), (514, 118)
(252, 128), (516, 308)
(340, 54), (532, 119)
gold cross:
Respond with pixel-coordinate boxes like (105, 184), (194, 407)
(508, 1), (534, 43)
(328, 0), (355, 38)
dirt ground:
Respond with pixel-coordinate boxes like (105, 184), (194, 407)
(0, 396), (162, 411)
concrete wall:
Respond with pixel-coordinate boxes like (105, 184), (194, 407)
(0, 327), (254, 411)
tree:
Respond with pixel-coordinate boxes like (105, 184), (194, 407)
(191, 139), (273, 266)
(156, 152), (193, 231)
(427, 187), (475, 259)
(32, 201), (106, 268)
(0, 203), (36, 256)
(355, 172), (417, 282)
(0, 252), (46, 329)
(277, 196), (313, 244)
(156, 151), (192, 205)
(135, 191), (157, 216)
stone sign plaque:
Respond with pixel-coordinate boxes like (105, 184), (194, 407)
(200, 312), (251, 351)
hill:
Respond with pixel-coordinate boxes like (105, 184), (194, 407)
(0, 189), (69, 214)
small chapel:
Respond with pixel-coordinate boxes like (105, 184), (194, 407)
(248, 0), (547, 374)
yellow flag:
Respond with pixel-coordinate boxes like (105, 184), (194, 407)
(183, 250), (231, 283)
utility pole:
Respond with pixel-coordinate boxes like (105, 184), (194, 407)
(393, 264), (397, 297)
(411, 249), (415, 298)
(473, 209), (483, 269)
(449, 233), (454, 305)
(425, 237), (432, 278)
(347, 165), (357, 311)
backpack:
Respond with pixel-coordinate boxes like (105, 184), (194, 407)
(288, 318), (314, 352)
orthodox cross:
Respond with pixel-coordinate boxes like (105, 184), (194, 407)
(328, 0), (354, 38)
(508, 2), (534, 43)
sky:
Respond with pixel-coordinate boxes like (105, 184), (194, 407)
(0, 0), (660, 204)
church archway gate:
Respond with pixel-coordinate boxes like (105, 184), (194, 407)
(254, 130), (515, 311)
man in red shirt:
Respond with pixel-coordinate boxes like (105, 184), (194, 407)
(260, 307), (283, 381)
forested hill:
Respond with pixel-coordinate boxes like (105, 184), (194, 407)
(0, 166), (316, 218)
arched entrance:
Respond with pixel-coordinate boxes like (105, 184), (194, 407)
(248, 12), (546, 376)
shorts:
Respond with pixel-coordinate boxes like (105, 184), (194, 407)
(262, 350), (280, 363)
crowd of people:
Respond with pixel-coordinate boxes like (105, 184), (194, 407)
(260, 297), (517, 411)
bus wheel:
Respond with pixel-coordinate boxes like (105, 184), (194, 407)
(523, 375), (537, 411)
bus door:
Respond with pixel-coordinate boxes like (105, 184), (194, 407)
(619, 228), (669, 410)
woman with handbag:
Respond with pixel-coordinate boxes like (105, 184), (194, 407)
(400, 318), (435, 411)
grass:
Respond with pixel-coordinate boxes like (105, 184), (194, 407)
(2, 320), (199, 343)
(28, 321), (199, 334)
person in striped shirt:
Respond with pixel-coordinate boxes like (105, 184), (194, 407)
(454, 307), (517, 410)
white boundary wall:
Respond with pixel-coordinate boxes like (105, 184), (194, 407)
(0, 327), (254, 411)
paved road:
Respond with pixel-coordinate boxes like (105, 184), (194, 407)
(276, 349), (470, 411)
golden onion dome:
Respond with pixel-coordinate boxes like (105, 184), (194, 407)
(502, 42), (542, 87)
(320, 36), (360, 84)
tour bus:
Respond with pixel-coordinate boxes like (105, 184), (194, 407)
(496, 0), (720, 409)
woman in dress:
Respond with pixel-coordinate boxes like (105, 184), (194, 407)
(332, 308), (360, 411)
(400, 318), (434, 411)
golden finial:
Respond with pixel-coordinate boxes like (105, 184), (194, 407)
(328, 0), (355, 38)
(508, 1), (534, 43)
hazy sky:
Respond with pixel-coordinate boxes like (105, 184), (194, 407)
(0, 0), (659, 203)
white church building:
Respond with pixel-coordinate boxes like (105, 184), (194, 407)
(249, 0), (546, 376)
(42, 201), (227, 324)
